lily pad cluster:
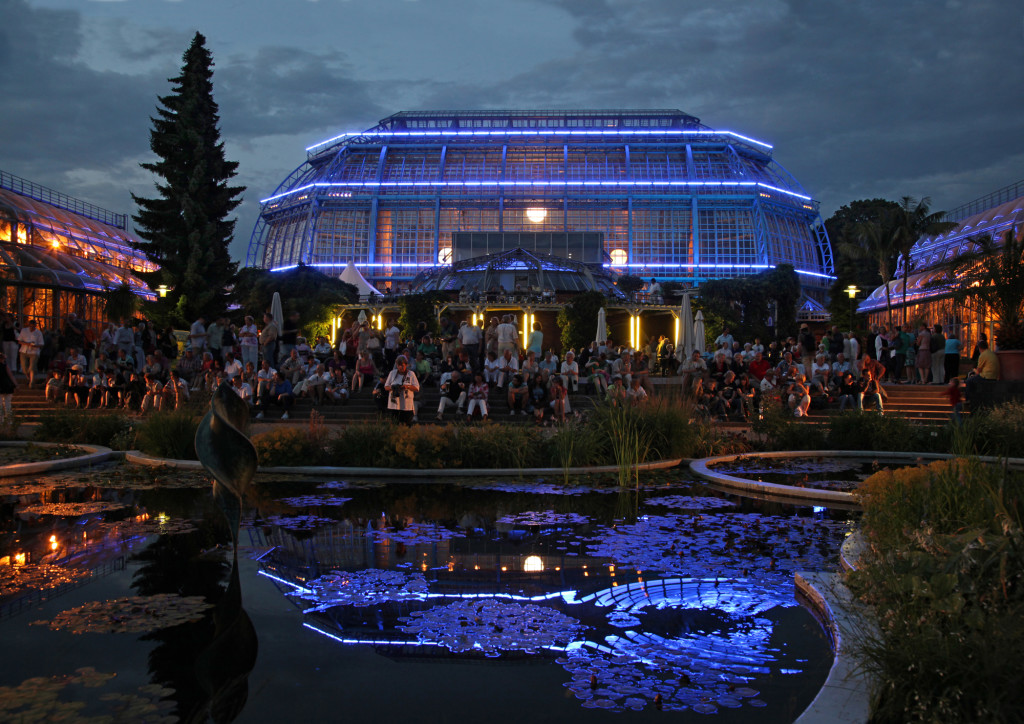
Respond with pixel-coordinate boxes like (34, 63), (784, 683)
(0, 667), (176, 723)
(710, 457), (863, 475)
(276, 495), (352, 508)
(263, 514), (337, 531)
(560, 642), (767, 713)
(585, 513), (849, 583)
(292, 569), (429, 610)
(97, 517), (198, 538)
(398, 599), (585, 654)
(19, 501), (128, 517)
(495, 511), (591, 526)
(643, 495), (737, 511)
(0, 562), (90, 599)
(467, 481), (608, 496)
(369, 523), (463, 545)
(34, 593), (213, 634)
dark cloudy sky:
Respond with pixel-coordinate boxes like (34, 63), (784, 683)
(2, 0), (1021, 262)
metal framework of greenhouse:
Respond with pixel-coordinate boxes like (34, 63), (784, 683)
(247, 110), (834, 300)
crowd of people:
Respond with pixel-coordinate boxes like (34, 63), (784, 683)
(667, 321), (986, 420)
(3, 308), (994, 425)
(4, 310), (659, 424)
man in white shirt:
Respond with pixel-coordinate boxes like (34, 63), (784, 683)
(223, 351), (243, 381)
(256, 360), (277, 398)
(496, 315), (519, 355)
(238, 315), (259, 368)
(17, 319), (44, 387)
(231, 374), (253, 405)
(496, 348), (519, 389)
(457, 320), (482, 370)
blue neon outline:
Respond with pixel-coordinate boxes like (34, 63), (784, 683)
(260, 180), (812, 205)
(305, 128), (773, 153)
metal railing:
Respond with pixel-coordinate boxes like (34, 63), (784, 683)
(0, 169), (127, 229)
(944, 179), (1024, 224)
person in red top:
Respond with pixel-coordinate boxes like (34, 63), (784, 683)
(945, 377), (963, 424)
(748, 352), (770, 381)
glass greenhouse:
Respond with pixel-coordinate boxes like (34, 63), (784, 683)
(247, 110), (833, 299)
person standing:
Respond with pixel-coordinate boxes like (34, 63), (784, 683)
(798, 324), (816, 377)
(930, 324), (946, 385)
(207, 317), (223, 361)
(525, 321), (543, 358)
(239, 315), (259, 368)
(0, 351), (17, 421)
(384, 355), (419, 426)
(457, 319), (481, 371)
(496, 315), (519, 356)
(280, 312), (300, 362)
(260, 313), (279, 365)
(189, 316), (208, 356)
(17, 319), (43, 387)
(383, 318), (401, 370)
(944, 330), (962, 383)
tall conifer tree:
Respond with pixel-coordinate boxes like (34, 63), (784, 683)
(132, 32), (243, 326)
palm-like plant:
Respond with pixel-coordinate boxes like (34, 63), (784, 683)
(936, 227), (1024, 350)
(840, 209), (901, 328)
(892, 196), (956, 324)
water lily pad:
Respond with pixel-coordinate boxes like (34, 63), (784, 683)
(293, 569), (429, 609)
(34, 593), (213, 634)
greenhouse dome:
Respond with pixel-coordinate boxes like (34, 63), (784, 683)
(247, 110), (833, 301)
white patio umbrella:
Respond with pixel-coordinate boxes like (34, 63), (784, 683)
(595, 307), (607, 345)
(676, 291), (695, 363)
(357, 309), (368, 324)
(271, 291), (284, 330)
(693, 310), (707, 357)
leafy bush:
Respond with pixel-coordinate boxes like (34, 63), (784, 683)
(253, 427), (327, 467)
(34, 409), (132, 447)
(327, 421), (397, 467)
(850, 458), (1024, 722)
(448, 424), (548, 469)
(135, 410), (201, 460)
(825, 411), (929, 452)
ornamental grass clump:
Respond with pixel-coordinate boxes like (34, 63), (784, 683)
(35, 409), (132, 448)
(134, 409), (201, 460)
(253, 427), (328, 467)
(850, 457), (1024, 722)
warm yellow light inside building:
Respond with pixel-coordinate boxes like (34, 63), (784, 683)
(526, 208), (547, 224)
(523, 555), (544, 572)
(438, 247), (453, 264)
(610, 249), (628, 266)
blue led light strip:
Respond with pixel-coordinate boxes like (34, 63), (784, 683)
(261, 180), (811, 205)
(307, 129), (773, 153)
(269, 261), (834, 279)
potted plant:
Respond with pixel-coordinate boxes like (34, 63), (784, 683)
(937, 227), (1024, 380)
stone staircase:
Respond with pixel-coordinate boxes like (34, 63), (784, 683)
(878, 383), (957, 422)
(10, 376), (602, 426)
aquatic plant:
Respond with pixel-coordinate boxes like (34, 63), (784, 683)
(136, 408), (202, 460)
(34, 593), (212, 634)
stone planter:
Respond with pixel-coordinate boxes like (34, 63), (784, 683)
(997, 349), (1024, 382)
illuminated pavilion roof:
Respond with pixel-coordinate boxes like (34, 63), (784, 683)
(0, 174), (156, 300)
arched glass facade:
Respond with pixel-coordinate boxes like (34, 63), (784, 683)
(248, 110), (833, 297)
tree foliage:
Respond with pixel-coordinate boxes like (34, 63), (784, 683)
(231, 265), (357, 335)
(826, 199), (900, 329)
(104, 282), (139, 323)
(615, 274), (646, 298)
(132, 32), (244, 328)
(557, 291), (606, 351)
(698, 265), (801, 342)
(397, 292), (448, 340)
(891, 196), (955, 324)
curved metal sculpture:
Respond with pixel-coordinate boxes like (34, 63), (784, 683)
(195, 381), (258, 546)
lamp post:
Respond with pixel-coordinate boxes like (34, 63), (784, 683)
(845, 285), (860, 327)
(157, 284), (169, 298)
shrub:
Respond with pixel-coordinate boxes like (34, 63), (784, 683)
(327, 421), (397, 467)
(253, 427), (327, 467)
(34, 409), (132, 447)
(452, 424), (548, 469)
(135, 410), (201, 460)
(824, 410), (929, 452)
(850, 458), (1024, 722)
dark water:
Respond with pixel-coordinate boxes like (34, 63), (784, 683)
(0, 466), (855, 723)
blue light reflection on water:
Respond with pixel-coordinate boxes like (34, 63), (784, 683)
(0, 472), (847, 722)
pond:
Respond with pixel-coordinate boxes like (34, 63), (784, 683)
(707, 455), (896, 492)
(0, 465), (855, 722)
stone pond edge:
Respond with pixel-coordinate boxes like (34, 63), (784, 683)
(690, 450), (1024, 507)
(121, 451), (685, 477)
(0, 441), (114, 478)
